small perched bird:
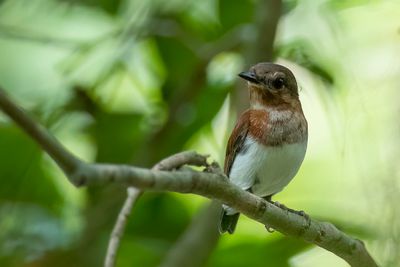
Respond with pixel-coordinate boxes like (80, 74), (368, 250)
(219, 62), (308, 234)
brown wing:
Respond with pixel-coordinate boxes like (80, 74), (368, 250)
(224, 110), (250, 175)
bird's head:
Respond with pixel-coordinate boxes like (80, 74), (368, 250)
(239, 63), (299, 108)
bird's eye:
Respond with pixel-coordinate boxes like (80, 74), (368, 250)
(271, 77), (285, 89)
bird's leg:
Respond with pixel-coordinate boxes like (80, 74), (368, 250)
(262, 195), (275, 232)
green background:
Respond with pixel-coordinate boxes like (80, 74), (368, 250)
(0, 0), (399, 266)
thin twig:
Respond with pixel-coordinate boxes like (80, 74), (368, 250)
(0, 89), (378, 267)
(104, 187), (142, 267)
(104, 151), (210, 267)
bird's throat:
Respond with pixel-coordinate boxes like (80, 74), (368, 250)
(248, 107), (307, 147)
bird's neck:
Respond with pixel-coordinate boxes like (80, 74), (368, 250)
(249, 87), (301, 111)
(250, 98), (304, 115)
(248, 102), (307, 146)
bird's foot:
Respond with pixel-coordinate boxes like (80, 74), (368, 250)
(296, 210), (311, 227)
(263, 199), (311, 232)
(271, 201), (288, 210)
(291, 209), (310, 219)
(283, 207), (312, 226)
(265, 199), (289, 210)
(267, 200), (311, 225)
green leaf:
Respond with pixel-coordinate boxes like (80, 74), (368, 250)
(91, 111), (145, 163)
(59, 0), (123, 15)
(0, 203), (71, 262)
(0, 125), (63, 213)
(218, 0), (253, 32)
(155, 36), (199, 100)
(126, 193), (191, 241)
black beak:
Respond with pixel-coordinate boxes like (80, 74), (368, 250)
(238, 71), (259, 84)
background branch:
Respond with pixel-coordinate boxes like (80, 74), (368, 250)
(0, 88), (378, 267)
(158, 202), (221, 267)
(104, 187), (141, 267)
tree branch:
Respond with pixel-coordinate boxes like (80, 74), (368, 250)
(0, 89), (81, 174)
(103, 151), (210, 267)
(0, 89), (378, 267)
(104, 187), (142, 267)
(152, 151), (209, 171)
(71, 164), (380, 267)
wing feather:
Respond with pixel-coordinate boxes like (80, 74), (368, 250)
(224, 110), (250, 175)
(220, 110), (251, 234)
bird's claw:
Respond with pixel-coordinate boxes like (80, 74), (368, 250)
(268, 200), (311, 226)
(264, 200), (311, 232)
(297, 210), (311, 226)
(273, 201), (288, 210)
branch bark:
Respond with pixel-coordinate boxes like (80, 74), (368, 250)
(0, 89), (378, 267)
(104, 151), (210, 267)
(104, 187), (141, 267)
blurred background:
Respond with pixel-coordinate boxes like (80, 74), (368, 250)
(0, 0), (399, 266)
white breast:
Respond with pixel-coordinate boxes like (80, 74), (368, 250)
(229, 137), (307, 197)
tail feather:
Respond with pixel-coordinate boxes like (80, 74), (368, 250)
(219, 209), (240, 234)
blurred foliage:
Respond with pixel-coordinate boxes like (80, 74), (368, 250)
(0, 0), (399, 267)
(0, 126), (62, 210)
(208, 236), (310, 267)
(276, 40), (334, 85)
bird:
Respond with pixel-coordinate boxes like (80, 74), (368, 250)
(219, 62), (308, 234)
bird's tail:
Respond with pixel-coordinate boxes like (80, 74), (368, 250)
(219, 207), (240, 234)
